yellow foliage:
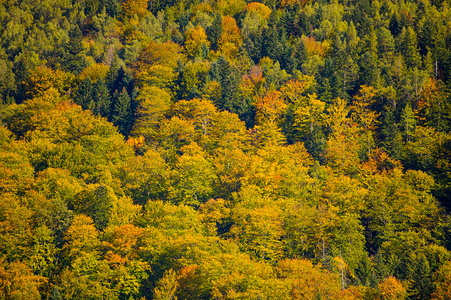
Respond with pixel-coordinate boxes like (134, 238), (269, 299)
(185, 26), (210, 58)
(24, 66), (74, 98)
(216, 0), (246, 16)
(280, 76), (316, 103)
(432, 260), (451, 300)
(135, 41), (185, 71)
(245, 2), (272, 19)
(378, 276), (407, 300)
(218, 16), (243, 51)
(280, 0), (311, 7)
(121, 0), (149, 18)
(301, 35), (331, 57)
(255, 90), (286, 124)
(126, 135), (145, 152)
(77, 63), (109, 83)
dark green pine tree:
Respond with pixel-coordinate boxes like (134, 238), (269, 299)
(262, 25), (284, 63)
(217, 56), (241, 114)
(407, 254), (434, 300)
(244, 31), (263, 64)
(359, 51), (379, 87)
(380, 109), (403, 160)
(12, 58), (29, 103)
(207, 13), (222, 51)
(92, 78), (110, 118)
(397, 27), (421, 69)
(318, 77), (333, 104)
(111, 87), (132, 136)
(103, 0), (120, 17)
(64, 25), (87, 74)
(388, 13), (401, 37)
(295, 40), (308, 70)
(73, 78), (95, 111)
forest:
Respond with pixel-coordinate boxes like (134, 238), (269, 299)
(0, 0), (451, 298)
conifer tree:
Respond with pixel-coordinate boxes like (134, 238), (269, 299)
(74, 78), (95, 111)
(207, 13), (222, 51)
(64, 25), (87, 74)
(112, 87), (132, 136)
(93, 78), (110, 118)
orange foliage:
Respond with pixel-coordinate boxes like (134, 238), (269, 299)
(280, 0), (311, 8)
(277, 259), (341, 299)
(378, 276), (407, 300)
(0, 260), (46, 299)
(301, 36), (331, 57)
(415, 77), (442, 122)
(121, 0), (149, 18)
(280, 77), (315, 104)
(126, 135), (145, 152)
(103, 224), (144, 265)
(245, 2), (272, 19)
(219, 16), (242, 48)
(255, 91), (286, 124)
(241, 65), (265, 97)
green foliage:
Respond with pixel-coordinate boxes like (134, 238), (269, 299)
(1, 0), (451, 299)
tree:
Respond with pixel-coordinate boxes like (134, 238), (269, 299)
(378, 276), (407, 300)
(324, 97), (360, 175)
(154, 269), (178, 300)
(400, 103), (415, 143)
(351, 85), (379, 156)
(131, 86), (171, 142)
(92, 78), (111, 118)
(111, 87), (133, 136)
(172, 143), (217, 206)
(431, 260), (451, 300)
(64, 25), (87, 74)
(206, 13), (223, 51)
(0, 260), (46, 300)
(184, 26), (210, 58)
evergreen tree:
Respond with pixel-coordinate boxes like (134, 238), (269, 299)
(381, 109), (403, 160)
(216, 56), (241, 114)
(73, 78), (94, 111)
(207, 13), (222, 51)
(401, 102), (416, 143)
(64, 25), (87, 74)
(112, 87), (132, 136)
(93, 78), (111, 118)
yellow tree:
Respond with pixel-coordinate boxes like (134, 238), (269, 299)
(431, 260), (451, 300)
(245, 3), (272, 20)
(294, 93), (326, 138)
(63, 214), (100, 259)
(130, 86), (172, 142)
(228, 188), (284, 262)
(276, 259), (342, 300)
(0, 260), (46, 300)
(171, 142), (217, 206)
(218, 16), (243, 59)
(324, 97), (360, 175)
(184, 26), (210, 58)
(121, 0), (149, 18)
(378, 276), (407, 300)
(255, 90), (286, 124)
(351, 85), (379, 155)
(24, 66), (74, 99)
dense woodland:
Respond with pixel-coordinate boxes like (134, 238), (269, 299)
(1, 0), (451, 298)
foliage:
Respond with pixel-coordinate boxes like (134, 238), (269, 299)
(0, 0), (451, 298)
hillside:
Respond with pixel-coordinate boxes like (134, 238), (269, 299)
(1, 0), (451, 298)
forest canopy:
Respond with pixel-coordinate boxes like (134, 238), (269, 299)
(1, 0), (451, 298)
